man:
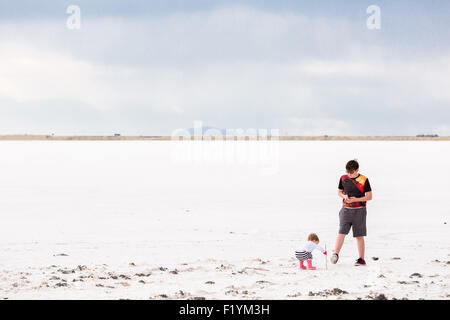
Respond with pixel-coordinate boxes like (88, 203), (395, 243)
(331, 160), (373, 266)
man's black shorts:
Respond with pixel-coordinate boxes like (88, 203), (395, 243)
(339, 206), (367, 237)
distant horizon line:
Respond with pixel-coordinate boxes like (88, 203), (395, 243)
(0, 134), (448, 141)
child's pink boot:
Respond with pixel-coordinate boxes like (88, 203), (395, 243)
(299, 260), (306, 270)
(307, 259), (316, 270)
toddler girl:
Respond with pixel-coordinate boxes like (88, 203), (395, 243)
(295, 233), (327, 270)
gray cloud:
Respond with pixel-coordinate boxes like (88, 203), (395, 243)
(0, 3), (449, 135)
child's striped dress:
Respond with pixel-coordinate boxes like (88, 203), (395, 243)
(295, 241), (325, 261)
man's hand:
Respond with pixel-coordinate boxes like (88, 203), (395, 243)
(344, 197), (357, 203)
(338, 189), (349, 201)
(345, 192), (373, 203)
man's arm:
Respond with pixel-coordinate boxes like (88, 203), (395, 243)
(338, 189), (349, 200)
(346, 191), (372, 203)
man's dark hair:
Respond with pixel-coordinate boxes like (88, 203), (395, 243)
(346, 159), (359, 173)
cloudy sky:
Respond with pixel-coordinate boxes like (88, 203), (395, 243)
(0, 0), (449, 135)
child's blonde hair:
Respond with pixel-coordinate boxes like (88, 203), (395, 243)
(307, 233), (319, 242)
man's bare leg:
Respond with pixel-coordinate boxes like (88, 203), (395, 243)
(334, 233), (346, 254)
(356, 237), (365, 259)
(330, 233), (346, 264)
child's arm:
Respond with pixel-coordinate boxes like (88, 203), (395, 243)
(315, 245), (326, 255)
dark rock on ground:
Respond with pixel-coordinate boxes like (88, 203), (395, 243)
(226, 289), (239, 295)
(135, 273), (152, 277)
(309, 288), (348, 297)
(410, 273), (423, 278)
(287, 292), (302, 297)
(256, 280), (272, 284)
(366, 294), (388, 300)
(58, 269), (75, 274)
(55, 282), (68, 287)
(398, 280), (419, 284)
(189, 297), (206, 300)
(330, 288), (348, 295)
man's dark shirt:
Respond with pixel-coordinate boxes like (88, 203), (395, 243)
(338, 174), (372, 208)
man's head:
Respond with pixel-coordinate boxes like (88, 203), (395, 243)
(346, 159), (359, 178)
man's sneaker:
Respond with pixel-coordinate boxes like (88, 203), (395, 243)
(330, 253), (339, 264)
(355, 258), (366, 266)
